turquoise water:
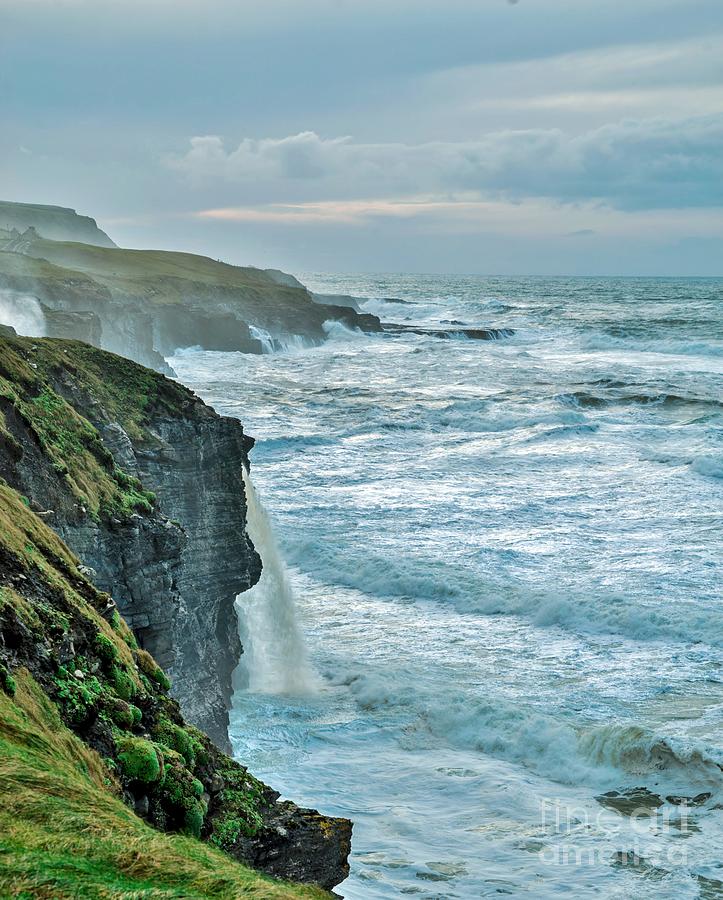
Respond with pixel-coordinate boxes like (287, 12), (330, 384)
(172, 275), (723, 899)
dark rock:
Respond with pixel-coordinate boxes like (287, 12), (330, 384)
(666, 792), (712, 806)
(41, 305), (102, 347)
(596, 787), (664, 816)
(381, 323), (514, 340)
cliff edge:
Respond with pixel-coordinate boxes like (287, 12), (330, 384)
(1, 335), (253, 751)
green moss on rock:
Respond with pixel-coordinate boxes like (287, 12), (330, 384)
(117, 737), (163, 784)
(209, 764), (267, 850)
(111, 665), (136, 702)
(154, 717), (196, 766)
(0, 663), (16, 697)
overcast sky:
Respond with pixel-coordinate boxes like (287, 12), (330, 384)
(1, 0), (722, 275)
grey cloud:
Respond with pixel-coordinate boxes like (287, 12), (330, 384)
(170, 115), (723, 210)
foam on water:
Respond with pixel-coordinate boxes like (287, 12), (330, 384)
(172, 274), (723, 899)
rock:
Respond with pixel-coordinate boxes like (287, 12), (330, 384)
(134, 795), (150, 817)
(209, 773), (225, 794)
(0, 338), (260, 751)
(596, 787), (664, 815)
(666, 792), (712, 806)
(382, 323), (514, 340)
(41, 305), (103, 347)
(58, 633), (75, 666)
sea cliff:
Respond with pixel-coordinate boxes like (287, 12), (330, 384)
(0, 333), (352, 893)
(0, 201), (381, 372)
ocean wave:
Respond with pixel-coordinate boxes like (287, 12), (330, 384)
(284, 541), (723, 648)
(322, 319), (369, 342)
(639, 450), (723, 479)
(333, 666), (723, 791)
(581, 333), (723, 359)
(691, 454), (723, 479)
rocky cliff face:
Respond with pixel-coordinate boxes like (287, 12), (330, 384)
(0, 335), (260, 751)
(0, 481), (351, 892)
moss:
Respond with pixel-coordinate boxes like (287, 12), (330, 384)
(53, 669), (105, 727)
(0, 671), (324, 899)
(157, 752), (208, 838)
(191, 778), (204, 800)
(0, 663), (16, 697)
(110, 666), (136, 702)
(154, 718), (196, 767)
(183, 801), (206, 839)
(94, 634), (118, 667)
(136, 648), (171, 692)
(109, 700), (134, 730)
(117, 737), (162, 784)
(209, 765), (267, 850)
(111, 608), (139, 649)
(154, 667), (171, 692)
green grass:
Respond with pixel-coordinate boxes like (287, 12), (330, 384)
(0, 336), (189, 515)
(3, 237), (319, 322)
(0, 672), (326, 900)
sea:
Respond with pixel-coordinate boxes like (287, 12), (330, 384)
(171, 274), (723, 899)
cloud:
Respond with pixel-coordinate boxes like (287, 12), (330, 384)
(170, 115), (723, 210)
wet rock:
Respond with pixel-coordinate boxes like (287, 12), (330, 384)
(666, 792), (712, 806)
(596, 787), (664, 815)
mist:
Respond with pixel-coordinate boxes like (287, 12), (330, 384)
(0, 290), (46, 337)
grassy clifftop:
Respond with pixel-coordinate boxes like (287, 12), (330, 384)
(0, 335), (178, 518)
(18, 237), (323, 321)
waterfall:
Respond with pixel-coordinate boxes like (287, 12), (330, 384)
(237, 466), (317, 694)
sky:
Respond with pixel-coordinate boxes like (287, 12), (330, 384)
(1, 0), (723, 275)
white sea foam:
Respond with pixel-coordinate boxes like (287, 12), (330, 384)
(248, 324), (276, 354)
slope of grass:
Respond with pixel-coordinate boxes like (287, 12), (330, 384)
(0, 337), (161, 517)
(19, 239), (313, 312)
(0, 672), (325, 900)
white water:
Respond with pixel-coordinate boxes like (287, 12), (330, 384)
(0, 289), (45, 337)
(173, 274), (723, 899)
(237, 466), (317, 695)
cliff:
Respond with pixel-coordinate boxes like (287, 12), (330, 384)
(0, 200), (116, 247)
(0, 481), (351, 894)
(1, 335), (253, 751)
(0, 215), (381, 372)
